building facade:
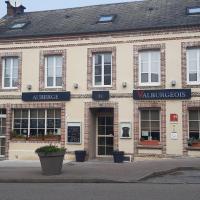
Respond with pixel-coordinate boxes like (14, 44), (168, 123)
(0, 0), (200, 160)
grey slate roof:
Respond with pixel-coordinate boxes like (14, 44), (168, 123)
(0, 0), (200, 39)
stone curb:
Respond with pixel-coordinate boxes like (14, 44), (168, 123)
(139, 167), (200, 181)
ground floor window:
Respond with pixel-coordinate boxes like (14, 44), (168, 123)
(12, 109), (61, 137)
(140, 109), (160, 141)
(189, 110), (200, 139)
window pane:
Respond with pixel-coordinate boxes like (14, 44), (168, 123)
(56, 77), (62, 86)
(4, 78), (10, 87)
(189, 60), (197, 72)
(47, 119), (54, 128)
(151, 110), (159, 120)
(55, 110), (61, 118)
(104, 53), (111, 64)
(141, 121), (150, 130)
(56, 67), (62, 77)
(38, 109), (45, 118)
(47, 77), (53, 87)
(188, 49), (197, 61)
(38, 119), (45, 128)
(189, 111), (198, 120)
(141, 110), (149, 120)
(151, 62), (159, 73)
(55, 119), (61, 128)
(4, 60), (11, 77)
(151, 51), (160, 62)
(12, 78), (18, 87)
(30, 119), (37, 128)
(189, 73), (197, 82)
(104, 65), (111, 75)
(14, 119), (21, 128)
(21, 119), (28, 128)
(151, 73), (159, 82)
(95, 54), (102, 65)
(47, 110), (54, 118)
(151, 121), (160, 131)
(189, 121), (199, 131)
(55, 56), (62, 67)
(30, 110), (37, 118)
(140, 52), (148, 62)
(141, 62), (148, 73)
(141, 73), (148, 83)
(95, 76), (102, 85)
(47, 57), (54, 77)
(14, 110), (21, 118)
(95, 65), (102, 75)
(104, 75), (111, 85)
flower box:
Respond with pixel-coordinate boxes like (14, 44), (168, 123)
(139, 140), (160, 146)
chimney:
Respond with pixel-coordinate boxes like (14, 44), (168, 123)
(5, 1), (26, 17)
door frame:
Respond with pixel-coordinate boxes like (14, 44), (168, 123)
(96, 113), (114, 157)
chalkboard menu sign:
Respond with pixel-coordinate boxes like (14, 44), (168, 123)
(67, 122), (81, 144)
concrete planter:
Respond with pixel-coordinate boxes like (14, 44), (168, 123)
(37, 151), (65, 175)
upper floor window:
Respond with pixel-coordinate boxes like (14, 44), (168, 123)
(98, 15), (115, 23)
(139, 51), (160, 86)
(187, 48), (200, 84)
(2, 57), (18, 89)
(93, 53), (112, 87)
(45, 55), (62, 88)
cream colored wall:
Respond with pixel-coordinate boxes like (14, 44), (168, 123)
(9, 142), (61, 160)
(1, 29), (200, 159)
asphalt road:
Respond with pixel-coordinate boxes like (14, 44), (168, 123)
(0, 183), (199, 200)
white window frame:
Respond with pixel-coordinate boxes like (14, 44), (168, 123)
(12, 109), (61, 137)
(188, 110), (200, 139)
(187, 48), (200, 85)
(92, 53), (112, 87)
(139, 51), (161, 86)
(140, 109), (161, 141)
(45, 55), (63, 88)
(2, 57), (18, 89)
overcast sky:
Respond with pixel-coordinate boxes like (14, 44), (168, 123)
(0, 0), (141, 17)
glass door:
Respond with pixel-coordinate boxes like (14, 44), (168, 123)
(97, 115), (114, 156)
(0, 111), (6, 158)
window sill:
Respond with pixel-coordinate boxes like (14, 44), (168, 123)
(186, 146), (200, 151)
(137, 144), (163, 149)
(11, 136), (61, 143)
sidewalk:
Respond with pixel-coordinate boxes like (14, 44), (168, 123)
(0, 158), (200, 183)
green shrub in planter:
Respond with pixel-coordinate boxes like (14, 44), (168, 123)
(35, 145), (66, 175)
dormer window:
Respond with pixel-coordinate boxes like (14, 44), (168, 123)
(187, 7), (200, 15)
(98, 15), (115, 23)
(10, 22), (27, 29)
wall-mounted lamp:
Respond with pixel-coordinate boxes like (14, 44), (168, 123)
(27, 84), (32, 90)
(122, 82), (127, 88)
(73, 83), (79, 89)
(171, 80), (176, 87)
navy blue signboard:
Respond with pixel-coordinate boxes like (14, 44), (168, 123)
(133, 89), (191, 100)
(92, 91), (110, 101)
(22, 92), (71, 102)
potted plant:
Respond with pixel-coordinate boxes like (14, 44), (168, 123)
(35, 145), (66, 175)
(74, 150), (86, 162)
(113, 149), (124, 163)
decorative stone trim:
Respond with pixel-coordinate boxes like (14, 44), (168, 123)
(10, 103), (66, 147)
(87, 47), (116, 90)
(0, 52), (22, 92)
(84, 102), (118, 158)
(0, 26), (200, 48)
(182, 41), (200, 88)
(133, 101), (166, 155)
(182, 100), (200, 156)
(39, 49), (67, 91)
(133, 43), (166, 89)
